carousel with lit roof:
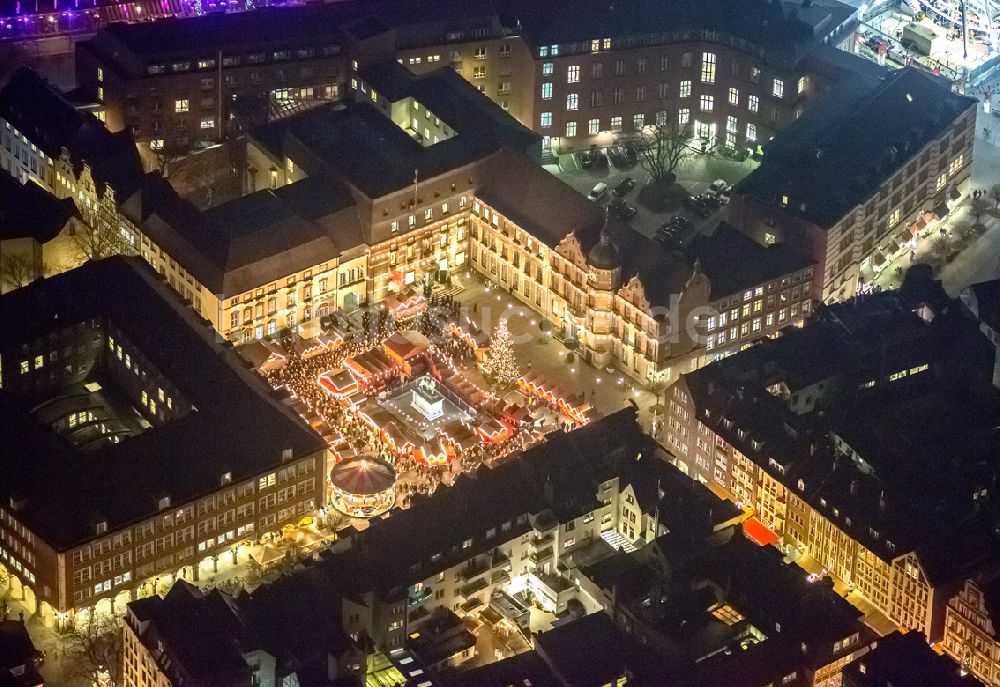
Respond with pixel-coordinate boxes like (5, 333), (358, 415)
(329, 456), (396, 518)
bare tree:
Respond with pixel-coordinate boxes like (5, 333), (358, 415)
(637, 122), (695, 183)
(63, 613), (123, 687)
(0, 254), (36, 291)
(70, 222), (131, 264)
(971, 195), (991, 231)
(989, 183), (1000, 211)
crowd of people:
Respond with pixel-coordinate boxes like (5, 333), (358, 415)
(259, 312), (527, 516)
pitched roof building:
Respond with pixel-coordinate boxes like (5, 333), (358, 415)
(662, 271), (1000, 649)
(729, 67), (976, 302)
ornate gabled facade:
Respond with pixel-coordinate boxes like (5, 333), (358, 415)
(944, 577), (1000, 687)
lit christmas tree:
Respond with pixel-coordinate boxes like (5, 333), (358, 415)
(484, 317), (520, 390)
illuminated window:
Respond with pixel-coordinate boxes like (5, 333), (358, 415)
(540, 112), (552, 128)
(679, 80), (691, 98)
(700, 52), (716, 83)
(588, 118), (600, 134)
(565, 121), (577, 137)
(748, 95), (759, 112)
(678, 108), (690, 126)
(174, 99), (189, 113)
(541, 82), (552, 100)
(566, 93), (578, 110)
(728, 87), (739, 105)
(699, 94), (713, 112)
(567, 65), (580, 83)
(772, 79), (784, 98)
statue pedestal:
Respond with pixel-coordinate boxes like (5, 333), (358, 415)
(412, 378), (444, 420)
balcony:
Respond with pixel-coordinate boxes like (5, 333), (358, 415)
(491, 569), (511, 585)
(530, 532), (553, 549)
(459, 576), (489, 599)
(491, 549), (510, 569)
(461, 596), (484, 613)
(530, 546), (553, 565)
(458, 557), (490, 583)
(407, 587), (432, 608)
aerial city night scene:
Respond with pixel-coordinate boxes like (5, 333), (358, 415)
(1, 0), (1000, 685)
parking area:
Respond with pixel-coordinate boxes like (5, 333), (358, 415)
(546, 144), (757, 247)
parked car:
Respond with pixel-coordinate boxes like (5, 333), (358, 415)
(623, 142), (639, 164)
(683, 195), (712, 218)
(617, 203), (637, 220)
(614, 176), (636, 197)
(699, 192), (724, 210)
(667, 215), (694, 232)
(590, 149), (609, 168)
(588, 182), (609, 201)
(608, 145), (629, 167)
(709, 179), (731, 195)
(579, 151), (592, 168)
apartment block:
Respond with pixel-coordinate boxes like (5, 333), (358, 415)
(512, 0), (857, 153)
(0, 257), (327, 622)
(730, 67), (976, 302)
(73, 0), (860, 155)
(662, 272), (1000, 644)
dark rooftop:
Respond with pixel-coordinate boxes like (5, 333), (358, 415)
(0, 619), (42, 687)
(251, 63), (538, 199)
(0, 173), (78, 243)
(0, 68), (143, 201)
(514, 0), (855, 67)
(85, 0), (504, 64)
(535, 612), (663, 687)
(963, 278), (1000, 334)
(841, 631), (985, 687)
(439, 651), (559, 687)
(679, 276), (1000, 566)
(128, 582), (251, 685)
(737, 67), (975, 228)
(0, 257), (325, 550)
(686, 223), (812, 301)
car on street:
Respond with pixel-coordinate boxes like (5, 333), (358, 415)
(590, 149), (609, 168)
(579, 151), (592, 168)
(614, 176), (636, 197)
(588, 182), (609, 201)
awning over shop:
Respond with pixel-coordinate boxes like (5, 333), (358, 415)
(743, 517), (778, 547)
(933, 200), (950, 218)
(872, 251), (887, 267)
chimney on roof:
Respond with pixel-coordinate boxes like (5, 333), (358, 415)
(878, 490), (886, 513)
(849, 479), (858, 496)
(9, 495), (27, 513)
